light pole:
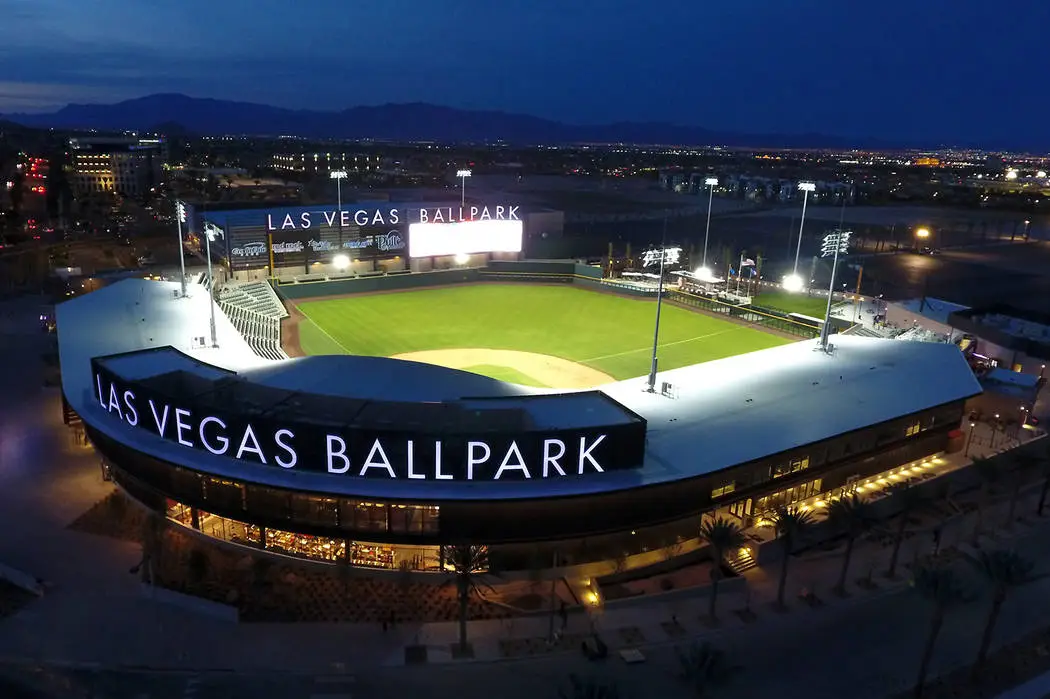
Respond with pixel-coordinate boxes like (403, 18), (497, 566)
(330, 170), (347, 248)
(1024, 219), (1031, 241)
(965, 421), (976, 457)
(700, 177), (718, 275)
(643, 223), (681, 393)
(784, 182), (815, 291)
(203, 223), (222, 348)
(818, 229), (850, 351)
(456, 169), (472, 209)
(175, 201), (188, 298)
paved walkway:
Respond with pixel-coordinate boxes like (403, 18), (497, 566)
(4, 294), (1050, 699)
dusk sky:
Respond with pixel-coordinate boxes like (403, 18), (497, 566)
(2, 0), (1048, 147)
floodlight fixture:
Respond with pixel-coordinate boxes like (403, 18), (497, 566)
(332, 254), (350, 270)
(782, 273), (804, 293)
(454, 252), (470, 265)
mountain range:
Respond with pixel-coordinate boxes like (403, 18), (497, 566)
(1, 93), (889, 149)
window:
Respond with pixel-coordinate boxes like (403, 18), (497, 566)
(906, 421), (921, 437)
(712, 481), (736, 499)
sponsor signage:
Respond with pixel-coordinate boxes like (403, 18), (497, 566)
(230, 231), (406, 259)
(91, 363), (646, 482)
(409, 220), (523, 259)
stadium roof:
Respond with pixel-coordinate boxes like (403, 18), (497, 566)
(57, 278), (982, 501)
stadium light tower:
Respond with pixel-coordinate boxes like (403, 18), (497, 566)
(330, 170), (348, 247)
(785, 181), (817, 292)
(203, 223), (223, 348)
(818, 229), (850, 352)
(699, 177), (718, 277)
(175, 201), (188, 298)
(456, 169), (472, 208)
(644, 220), (681, 393)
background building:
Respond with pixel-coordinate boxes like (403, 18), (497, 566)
(69, 136), (167, 197)
(272, 151), (380, 178)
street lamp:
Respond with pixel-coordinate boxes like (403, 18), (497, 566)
(1024, 220), (1031, 241)
(456, 169), (472, 209)
(202, 223), (223, 348)
(915, 227), (930, 240)
(791, 181), (816, 279)
(965, 421), (976, 457)
(175, 201), (188, 298)
(330, 170), (347, 248)
(701, 177), (718, 271)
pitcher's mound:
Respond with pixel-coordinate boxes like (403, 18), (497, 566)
(392, 349), (614, 389)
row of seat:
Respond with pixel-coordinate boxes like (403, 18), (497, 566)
(218, 302), (280, 342)
(217, 281), (290, 362)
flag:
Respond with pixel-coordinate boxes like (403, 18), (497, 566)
(741, 258), (756, 267)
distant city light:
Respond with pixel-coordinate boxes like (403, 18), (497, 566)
(1038, 170), (1047, 179)
(915, 228), (931, 239)
(1005, 169), (1019, 180)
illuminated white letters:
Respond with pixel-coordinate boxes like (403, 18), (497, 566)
(326, 435), (351, 473)
(122, 390), (138, 426)
(406, 440), (425, 479)
(148, 400), (169, 437)
(467, 441), (491, 480)
(543, 439), (566, 477)
(274, 429), (296, 469)
(354, 210), (369, 226)
(360, 439), (396, 478)
(199, 416), (229, 455)
(578, 435), (606, 474)
(174, 408), (194, 447)
(434, 441), (453, 480)
(494, 441), (531, 480)
(235, 424), (267, 463)
(107, 383), (124, 421)
(96, 373), (105, 407)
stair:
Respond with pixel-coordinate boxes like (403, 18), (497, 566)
(725, 547), (757, 575)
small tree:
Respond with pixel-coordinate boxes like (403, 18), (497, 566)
(675, 641), (738, 698)
(440, 544), (493, 657)
(697, 517), (744, 621)
(1035, 451), (1050, 516)
(763, 506), (815, 608)
(966, 549), (1036, 670)
(187, 548), (210, 589)
(885, 483), (927, 579)
(911, 563), (967, 698)
(971, 457), (1002, 545)
(1004, 453), (1037, 527)
(558, 674), (623, 699)
(825, 493), (873, 595)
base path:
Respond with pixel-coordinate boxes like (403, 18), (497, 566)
(392, 348), (615, 389)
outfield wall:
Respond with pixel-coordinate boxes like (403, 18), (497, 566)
(273, 260), (821, 338)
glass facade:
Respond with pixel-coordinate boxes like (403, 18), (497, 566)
(165, 498), (438, 570)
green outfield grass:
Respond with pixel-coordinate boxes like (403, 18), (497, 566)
(753, 290), (829, 318)
(463, 364), (548, 388)
(295, 285), (791, 381)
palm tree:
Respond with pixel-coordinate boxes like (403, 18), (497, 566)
(558, 674), (623, 699)
(139, 509), (168, 586)
(825, 493), (873, 595)
(1004, 453), (1037, 527)
(971, 457), (1002, 545)
(675, 641), (738, 698)
(763, 506), (815, 608)
(440, 544), (493, 656)
(1035, 451), (1050, 516)
(697, 517), (745, 621)
(910, 564), (967, 698)
(965, 549), (1035, 669)
(885, 484), (927, 579)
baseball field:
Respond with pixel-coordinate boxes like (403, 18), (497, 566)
(291, 285), (792, 388)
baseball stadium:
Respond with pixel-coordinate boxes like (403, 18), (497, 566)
(55, 201), (983, 574)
